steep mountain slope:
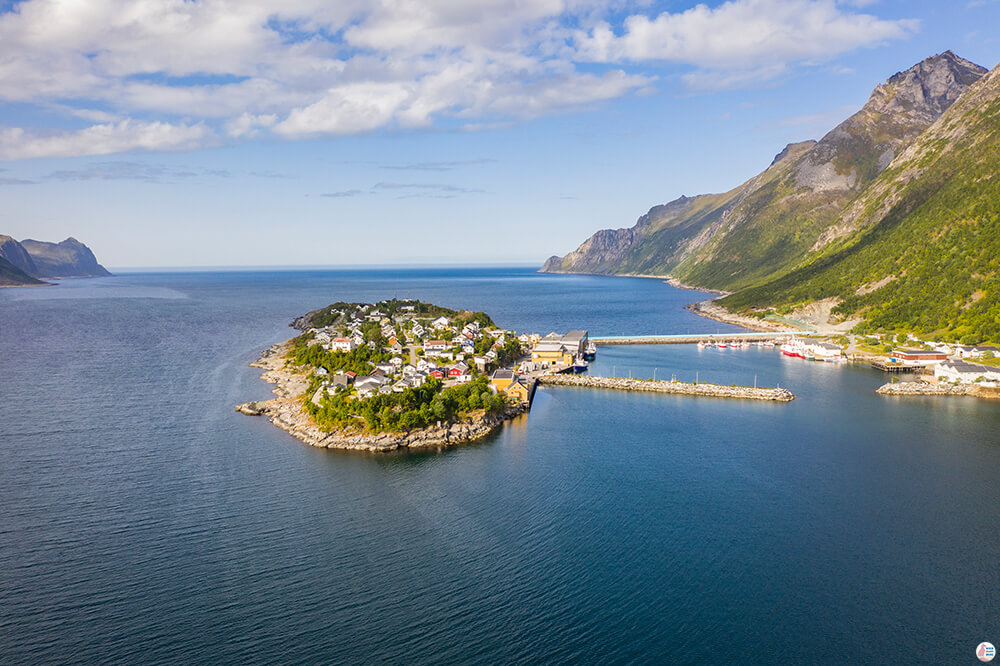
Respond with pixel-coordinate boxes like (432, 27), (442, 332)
(722, 61), (1000, 343)
(0, 235), (39, 275)
(20, 237), (111, 278)
(0, 255), (45, 286)
(542, 52), (987, 292)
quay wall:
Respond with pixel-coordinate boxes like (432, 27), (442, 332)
(537, 373), (795, 402)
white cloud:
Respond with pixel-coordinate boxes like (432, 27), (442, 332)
(574, 0), (916, 86)
(0, 0), (916, 159)
(0, 121), (215, 160)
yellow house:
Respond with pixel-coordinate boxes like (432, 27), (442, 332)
(490, 368), (516, 392)
(530, 341), (573, 366)
(504, 378), (533, 404)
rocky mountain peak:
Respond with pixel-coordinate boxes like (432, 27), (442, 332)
(866, 50), (988, 123)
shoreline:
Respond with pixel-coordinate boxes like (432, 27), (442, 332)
(539, 268), (730, 295)
(237, 339), (527, 452)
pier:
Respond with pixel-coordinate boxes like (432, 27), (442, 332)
(870, 360), (926, 373)
(591, 332), (813, 346)
(537, 373), (795, 402)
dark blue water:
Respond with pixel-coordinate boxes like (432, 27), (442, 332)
(2, 267), (999, 664)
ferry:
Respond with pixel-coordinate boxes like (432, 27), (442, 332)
(780, 339), (805, 358)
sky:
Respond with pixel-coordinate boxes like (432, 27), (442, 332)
(0, 0), (998, 269)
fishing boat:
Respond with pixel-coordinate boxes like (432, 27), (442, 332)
(584, 341), (597, 359)
(571, 355), (589, 373)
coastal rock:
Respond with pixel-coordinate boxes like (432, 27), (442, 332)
(236, 401), (269, 415)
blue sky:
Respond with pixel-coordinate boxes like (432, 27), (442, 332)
(0, 0), (997, 268)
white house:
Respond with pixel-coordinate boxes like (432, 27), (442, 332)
(432, 316), (451, 329)
(423, 339), (449, 353)
(330, 337), (356, 353)
(956, 345), (1000, 359)
(935, 359), (1000, 385)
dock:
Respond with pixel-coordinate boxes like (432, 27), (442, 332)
(871, 361), (926, 373)
(591, 332), (813, 346)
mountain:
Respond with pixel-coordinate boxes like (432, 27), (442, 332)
(722, 60), (1000, 343)
(0, 255), (45, 287)
(542, 52), (988, 294)
(19, 237), (112, 278)
(0, 234), (39, 275)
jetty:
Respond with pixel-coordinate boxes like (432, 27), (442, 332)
(537, 373), (795, 402)
(591, 332), (811, 346)
(876, 382), (1000, 399)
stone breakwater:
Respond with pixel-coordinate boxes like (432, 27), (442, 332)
(538, 374), (795, 402)
(876, 381), (1000, 399)
(237, 340), (528, 452)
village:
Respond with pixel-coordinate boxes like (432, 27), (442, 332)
(298, 299), (595, 410)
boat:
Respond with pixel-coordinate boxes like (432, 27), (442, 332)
(697, 340), (706, 349)
(717, 342), (728, 349)
(571, 355), (589, 373)
(584, 341), (597, 359)
(780, 339), (805, 358)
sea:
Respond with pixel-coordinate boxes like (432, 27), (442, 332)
(1, 267), (998, 664)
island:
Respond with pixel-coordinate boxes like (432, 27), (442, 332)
(237, 299), (534, 452)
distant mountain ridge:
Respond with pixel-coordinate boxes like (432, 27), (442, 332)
(0, 235), (111, 286)
(542, 51), (1000, 342)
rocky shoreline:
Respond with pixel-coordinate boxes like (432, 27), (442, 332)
(538, 373), (795, 401)
(237, 340), (528, 452)
(686, 299), (797, 333)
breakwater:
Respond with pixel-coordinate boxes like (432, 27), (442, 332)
(876, 382), (1000, 399)
(538, 373), (795, 401)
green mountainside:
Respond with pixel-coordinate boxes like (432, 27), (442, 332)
(542, 51), (1000, 342)
(723, 62), (1000, 343)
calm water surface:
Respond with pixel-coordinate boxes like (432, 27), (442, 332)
(1, 267), (998, 664)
